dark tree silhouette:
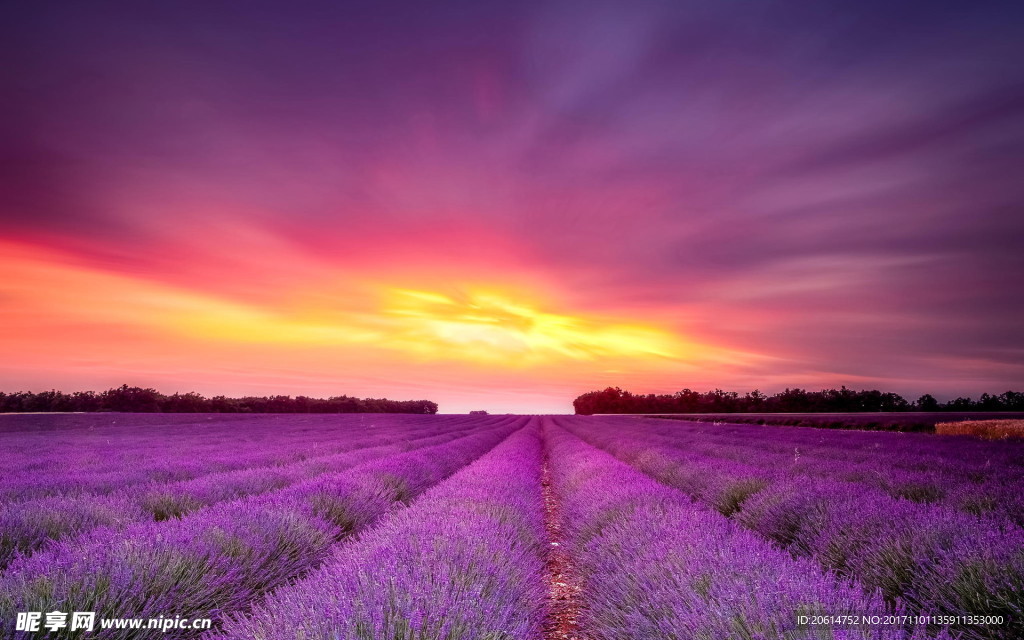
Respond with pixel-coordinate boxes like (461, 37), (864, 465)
(0, 386), (438, 414)
(916, 394), (940, 411)
(572, 386), (1024, 415)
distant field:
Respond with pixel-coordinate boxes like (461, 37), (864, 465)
(627, 410), (1024, 432)
(0, 413), (1020, 639)
(936, 419), (1024, 439)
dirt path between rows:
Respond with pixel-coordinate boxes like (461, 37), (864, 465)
(540, 457), (590, 640)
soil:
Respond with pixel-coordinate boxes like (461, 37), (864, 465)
(540, 459), (590, 640)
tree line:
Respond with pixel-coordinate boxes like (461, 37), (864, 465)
(573, 386), (1024, 415)
(0, 385), (439, 414)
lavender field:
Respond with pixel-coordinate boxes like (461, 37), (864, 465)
(0, 414), (1020, 639)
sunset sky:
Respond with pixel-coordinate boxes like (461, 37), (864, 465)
(2, 0), (1023, 413)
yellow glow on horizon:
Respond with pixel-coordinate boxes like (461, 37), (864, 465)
(0, 241), (697, 373)
(380, 288), (687, 365)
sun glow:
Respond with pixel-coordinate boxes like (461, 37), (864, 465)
(381, 288), (685, 365)
(0, 242), (692, 374)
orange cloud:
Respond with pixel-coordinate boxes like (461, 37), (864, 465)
(1, 239), (748, 411)
(0, 239), (696, 362)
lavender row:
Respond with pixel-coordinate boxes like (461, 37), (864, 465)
(3, 414), (490, 495)
(0, 420), (494, 571)
(711, 439), (1024, 525)
(562, 417), (1022, 640)
(589, 417), (1024, 526)
(0, 418), (522, 640)
(0, 414), (372, 474)
(4, 415), (491, 518)
(637, 417), (1023, 486)
(214, 421), (547, 640)
(0, 414), (480, 500)
(544, 422), (937, 639)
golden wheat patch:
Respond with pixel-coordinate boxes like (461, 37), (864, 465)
(934, 419), (1024, 439)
